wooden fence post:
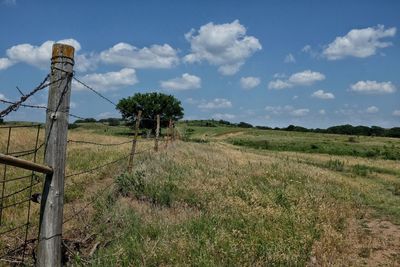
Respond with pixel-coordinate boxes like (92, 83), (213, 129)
(164, 119), (171, 148)
(38, 43), (74, 267)
(154, 114), (160, 152)
(172, 121), (176, 142)
(128, 110), (142, 172)
(169, 119), (173, 144)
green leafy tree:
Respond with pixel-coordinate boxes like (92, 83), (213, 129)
(116, 92), (184, 131)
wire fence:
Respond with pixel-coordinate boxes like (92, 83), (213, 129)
(0, 69), (177, 265)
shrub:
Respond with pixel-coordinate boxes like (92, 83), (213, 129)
(347, 136), (357, 143)
(68, 123), (79, 129)
(352, 164), (369, 176)
(326, 159), (345, 171)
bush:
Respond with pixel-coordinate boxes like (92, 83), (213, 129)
(115, 171), (178, 207)
(352, 164), (369, 176)
(348, 136), (357, 143)
(326, 159), (345, 171)
(68, 123), (79, 129)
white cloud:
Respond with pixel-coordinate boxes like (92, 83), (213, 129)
(301, 45), (318, 57)
(100, 42), (179, 69)
(319, 109), (326, 115)
(0, 93), (8, 101)
(302, 45), (312, 53)
(265, 105), (293, 114)
(393, 110), (400, 116)
(323, 25), (396, 60)
(288, 70), (325, 85)
(264, 105), (309, 117)
(212, 113), (236, 120)
(311, 89), (335, 99)
(365, 106), (379, 114)
(268, 79), (292, 90)
(292, 95), (299, 100)
(75, 53), (98, 72)
(0, 58), (14, 70)
(72, 68), (138, 92)
(6, 41), (55, 69)
(1, 39), (97, 72)
(240, 76), (260, 89)
(284, 53), (296, 63)
(184, 20), (262, 75)
(97, 111), (119, 119)
(185, 98), (200, 105)
(160, 73), (201, 90)
(198, 98), (232, 109)
(268, 70), (325, 90)
(273, 73), (286, 78)
(350, 80), (396, 94)
(290, 108), (310, 117)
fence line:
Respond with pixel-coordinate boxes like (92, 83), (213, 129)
(0, 44), (179, 265)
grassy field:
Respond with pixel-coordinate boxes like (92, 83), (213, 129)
(1, 122), (400, 266)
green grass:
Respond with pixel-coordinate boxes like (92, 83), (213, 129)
(177, 123), (400, 160)
(2, 122), (400, 265)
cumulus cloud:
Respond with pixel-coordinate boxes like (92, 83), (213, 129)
(265, 105), (309, 117)
(311, 89), (335, 99)
(350, 80), (396, 94)
(268, 70), (325, 90)
(198, 98), (232, 109)
(72, 68), (138, 92)
(100, 42), (179, 69)
(268, 79), (292, 90)
(284, 53), (296, 63)
(240, 76), (260, 89)
(290, 108), (309, 117)
(1, 39), (98, 72)
(0, 58), (14, 70)
(212, 113), (236, 120)
(323, 25), (396, 60)
(365, 106), (379, 114)
(160, 73), (201, 90)
(319, 109), (326, 115)
(184, 20), (262, 75)
(265, 105), (294, 114)
(288, 70), (325, 85)
(393, 110), (400, 116)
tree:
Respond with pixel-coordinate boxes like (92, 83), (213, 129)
(116, 92), (184, 131)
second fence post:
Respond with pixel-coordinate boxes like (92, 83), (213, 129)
(38, 43), (74, 267)
(154, 114), (160, 152)
(128, 110), (142, 172)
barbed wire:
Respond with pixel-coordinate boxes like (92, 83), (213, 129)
(0, 74), (70, 118)
(65, 154), (131, 178)
(0, 68), (177, 264)
(72, 76), (117, 107)
(67, 139), (132, 146)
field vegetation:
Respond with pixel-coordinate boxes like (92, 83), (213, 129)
(0, 121), (399, 266)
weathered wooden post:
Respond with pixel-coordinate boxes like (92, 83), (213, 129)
(38, 43), (74, 267)
(172, 121), (176, 142)
(154, 114), (160, 152)
(168, 119), (174, 144)
(128, 110), (142, 172)
(164, 118), (171, 148)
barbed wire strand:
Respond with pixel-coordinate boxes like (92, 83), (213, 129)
(72, 77), (117, 107)
(0, 74), (68, 118)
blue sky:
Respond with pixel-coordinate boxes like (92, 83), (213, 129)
(0, 0), (399, 128)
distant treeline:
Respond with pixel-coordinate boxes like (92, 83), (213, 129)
(74, 117), (123, 126)
(182, 120), (400, 138)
